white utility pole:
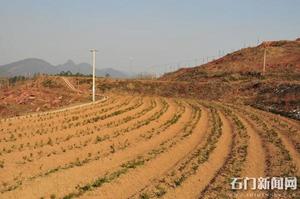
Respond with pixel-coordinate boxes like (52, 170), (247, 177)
(263, 47), (266, 75)
(90, 49), (98, 102)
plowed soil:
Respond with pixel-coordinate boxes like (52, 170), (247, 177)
(0, 94), (299, 199)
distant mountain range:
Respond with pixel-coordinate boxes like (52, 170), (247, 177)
(0, 58), (131, 78)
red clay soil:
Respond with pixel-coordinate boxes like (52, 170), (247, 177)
(0, 76), (89, 118)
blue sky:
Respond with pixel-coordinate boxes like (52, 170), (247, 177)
(0, 0), (299, 73)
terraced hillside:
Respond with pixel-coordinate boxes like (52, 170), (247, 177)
(0, 94), (299, 199)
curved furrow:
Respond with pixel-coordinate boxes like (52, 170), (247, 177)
(0, 100), (192, 199)
(196, 104), (249, 199)
(0, 97), (151, 167)
(232, 105), (300, 172)
(248, 106), (300, 130)
(0, 95), (128, 142)
(1, 96), (298, 199)
(0, 96), (141, 156)
(0, 96), (182, 196)
(126, 104), (212, 199)
(0, 95), (115, 133)
(153, 107), (232, 199)
(0, 97), (161, 192)
(0, 95), (118, 141)
(226, 106), (267, 199)
(81, 101), (208, 199)
(63, 101), (202, 199)
(0, 95), (110, 123)
(234, 105), (300, 155)
(228, 105), (300, 198)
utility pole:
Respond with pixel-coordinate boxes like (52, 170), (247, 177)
(263, 47), (267, 75)
(90, 49), (98, 102)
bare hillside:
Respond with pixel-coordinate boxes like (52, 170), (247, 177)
(161, 39), (300, 82)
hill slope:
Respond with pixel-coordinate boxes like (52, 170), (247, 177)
(161, 39), (300, 81)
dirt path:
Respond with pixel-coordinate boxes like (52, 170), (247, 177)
(61, 76), (79, 92)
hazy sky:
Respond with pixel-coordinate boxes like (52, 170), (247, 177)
(0, 0), (299, 73)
